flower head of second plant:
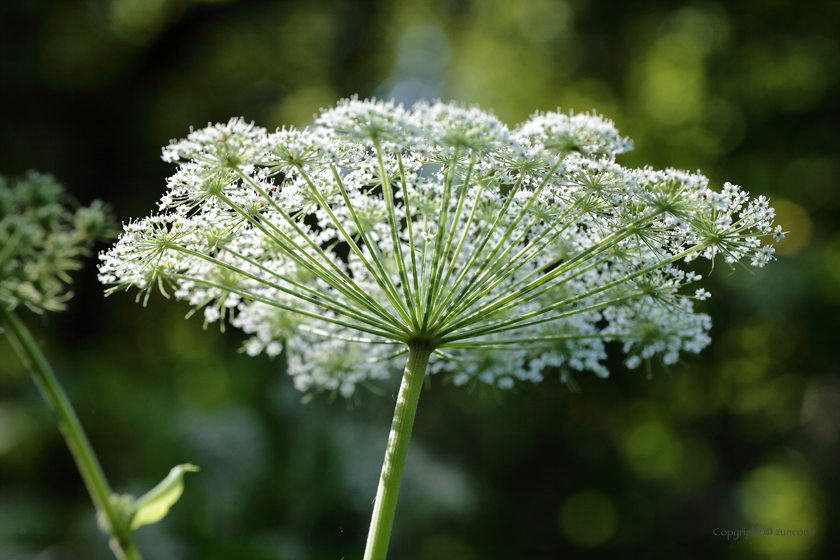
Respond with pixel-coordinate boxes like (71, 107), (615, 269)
(99, 98), (782, 397)
(1, 171), (111, 313)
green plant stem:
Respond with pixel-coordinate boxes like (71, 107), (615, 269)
(363, 341), (434, 560)
(0, 307), (142, 560)
(112, 541), (143, 560)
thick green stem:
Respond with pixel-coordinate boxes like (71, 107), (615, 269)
(112, 540), (143, 560)
(363, 341), (434, 560)
(0, 307), (142, 560)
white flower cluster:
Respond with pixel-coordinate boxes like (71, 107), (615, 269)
(99, 98), (781, 396)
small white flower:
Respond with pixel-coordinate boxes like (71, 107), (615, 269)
(517, 109), (633, 157)
(314, 95), (418, 150)
(411, 100), (514, 154)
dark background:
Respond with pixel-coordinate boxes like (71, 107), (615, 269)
(1, 0), (839, 559)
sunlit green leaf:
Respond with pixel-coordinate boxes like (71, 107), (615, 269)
(129, 463), (199, 530)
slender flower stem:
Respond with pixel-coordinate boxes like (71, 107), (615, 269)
(373, 140), (417, 327)
(395, 155), (422, 324)
(433, 171), (525, 321)
(438, 204), (587, 325)
(439, 211), (665, 333)
(428, 153), (476, 320)
(442, 157), (563, 319)
(221, 178), (400, 326)
(422, 149), (460, 330)
(169, 274), (401, 340)
(172, 245), (402, 335)
(0, 307), (142, 560)
(364, 341), (434, 560)
(294, 165), (413, 326)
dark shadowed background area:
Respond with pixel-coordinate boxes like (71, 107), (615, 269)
(1, 0), (839, 559)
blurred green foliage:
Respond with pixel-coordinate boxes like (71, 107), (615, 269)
(0, 172), (111, 314)
(1, 0), (839, 559)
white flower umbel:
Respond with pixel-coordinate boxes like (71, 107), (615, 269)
(100, 98), (781, 560)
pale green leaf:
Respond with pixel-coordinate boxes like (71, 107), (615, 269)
(129, 463), (199, 530)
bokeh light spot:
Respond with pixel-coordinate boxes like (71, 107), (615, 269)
(772, 200), (811, 255)
(269, 86), (339, 128)
(174, 361), (229, 408)
(559, 491), (618, 548)
(621, 417), (683, 479)
(0, 404), (37, 457)
(738, 461), (825, 558)
(418, 533), (477, 560)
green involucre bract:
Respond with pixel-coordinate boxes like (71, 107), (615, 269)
(99, 99), (783, 397)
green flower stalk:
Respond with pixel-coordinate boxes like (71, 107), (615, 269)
(99, 98), (782, 558)
(1, 172), (196, 560)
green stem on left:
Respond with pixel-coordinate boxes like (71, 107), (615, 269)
(0, 307), (142, 560)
